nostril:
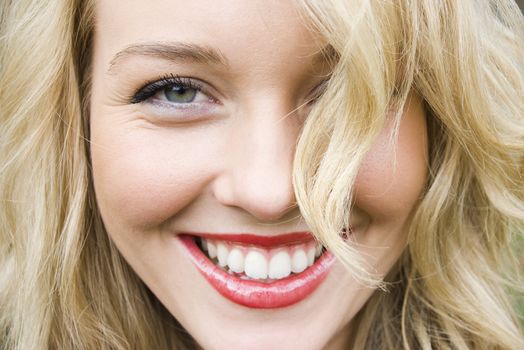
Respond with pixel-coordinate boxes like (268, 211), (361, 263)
(211, 171), (297, 221)
(233, 186), (297, 221)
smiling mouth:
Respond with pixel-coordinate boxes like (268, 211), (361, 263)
(178, 232), (336, 308)
(195, 236), (325, 282)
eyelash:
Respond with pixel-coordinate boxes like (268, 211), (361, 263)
(307, 80), (328, 105)
(130, 74), (329, 108)
(131, 74), (206, 104)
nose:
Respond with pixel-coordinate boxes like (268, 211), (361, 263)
(212, 101), (299, 222)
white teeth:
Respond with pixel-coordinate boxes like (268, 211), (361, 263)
(315, 243), (323, 258)
(199, 238), (325, 280)
(216, 243), (229, 267)
(227, 248), (244, 273)
(306, 246), (315, 266)
(268, 251), (291, 279)
(207, 241), (217, 259)
(291, 249), (308, 273)
(244, 251), (268, 279)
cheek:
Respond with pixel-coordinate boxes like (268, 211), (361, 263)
(354, 103), (428, 224)
(90, 121), (221, 230)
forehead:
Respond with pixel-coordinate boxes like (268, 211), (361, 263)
(94, 0), (326, 73)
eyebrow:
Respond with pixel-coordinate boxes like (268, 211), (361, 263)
(108, 41), (229, 73)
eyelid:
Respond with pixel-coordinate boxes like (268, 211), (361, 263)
(306, 78), (330, 105)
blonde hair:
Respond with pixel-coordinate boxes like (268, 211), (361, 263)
(295, 0), (524, 348)
(0, 0), (523, 349)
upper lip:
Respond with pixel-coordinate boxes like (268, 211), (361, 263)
(180, 231), (316, 248)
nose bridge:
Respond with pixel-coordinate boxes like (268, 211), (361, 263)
(214, 101), (299, 222)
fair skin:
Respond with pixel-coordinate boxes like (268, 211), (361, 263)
(89, 1), (427, 349)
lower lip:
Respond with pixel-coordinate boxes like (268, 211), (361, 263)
(179, 235), (335, 309)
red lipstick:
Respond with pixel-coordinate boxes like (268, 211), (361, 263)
(193, 232), (314, 247)
(178, 234), (335, 309)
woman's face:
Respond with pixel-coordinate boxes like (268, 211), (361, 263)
(90, 1), (428, 349)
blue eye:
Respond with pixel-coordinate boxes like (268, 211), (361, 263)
(164, 85), (197, 103)
(131, 75), (208, 105)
